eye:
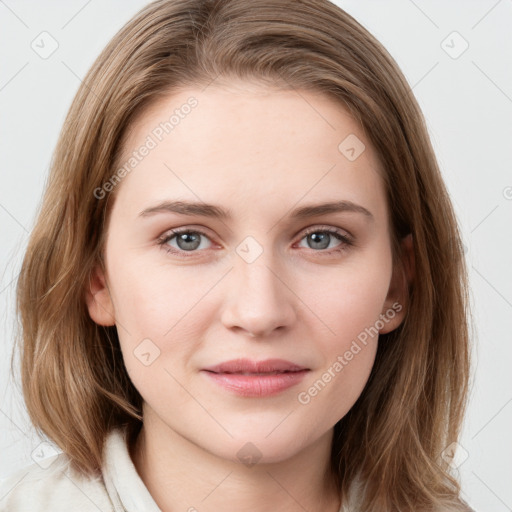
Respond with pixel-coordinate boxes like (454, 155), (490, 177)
(296, 226), (353, 254)
(157, 225), (354, 257)
(157, 228), (213, 255)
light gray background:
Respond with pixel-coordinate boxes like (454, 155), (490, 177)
(1, 1), (511, 510)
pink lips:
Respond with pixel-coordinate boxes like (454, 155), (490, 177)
(201, 358), (310, 397)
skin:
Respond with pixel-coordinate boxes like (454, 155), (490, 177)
(86, 80), (413, 512)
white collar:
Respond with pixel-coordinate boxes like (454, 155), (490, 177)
(102, 427), (161, 512)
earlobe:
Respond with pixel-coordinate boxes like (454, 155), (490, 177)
(85, 263), (116, 326)
(379, 234), (415, 334)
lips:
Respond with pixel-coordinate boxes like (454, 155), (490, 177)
(202, 358), (308, 374)
(201, 358), (310, 397)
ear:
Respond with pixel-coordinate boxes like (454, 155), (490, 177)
(85, 262), (116, 326)
(379, 233), (415, 334)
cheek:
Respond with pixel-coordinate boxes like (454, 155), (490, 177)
(294, 285), (382, 425)
(298, 250), (392, 349)
(105, 256), (221, 393)
(291, 249), (391, 416)
(295, 343), (377, 432)
(108, 254), (215, 336)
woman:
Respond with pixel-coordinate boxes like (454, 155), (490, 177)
(2, 0), (472, 510)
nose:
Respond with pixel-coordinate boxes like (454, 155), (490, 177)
(220, 252), (297, 339)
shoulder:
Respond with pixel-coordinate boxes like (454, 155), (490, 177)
(0, 452), (113, 512)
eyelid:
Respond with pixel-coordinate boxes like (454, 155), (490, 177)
(298, 224), (353, 241)
(157, 224), (215, 240)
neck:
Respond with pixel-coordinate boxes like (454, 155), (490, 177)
(129, 410), (341, 512)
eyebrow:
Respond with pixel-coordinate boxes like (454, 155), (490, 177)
(139, 199), (374, 222)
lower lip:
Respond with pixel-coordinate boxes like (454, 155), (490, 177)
(201, 370), (309, 397)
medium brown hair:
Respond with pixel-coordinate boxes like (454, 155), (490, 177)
(15, 0), (472, 509)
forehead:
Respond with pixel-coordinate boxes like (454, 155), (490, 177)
(112, 82), (387, 225)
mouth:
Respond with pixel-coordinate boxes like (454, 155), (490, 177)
(201, 359), (310, 397)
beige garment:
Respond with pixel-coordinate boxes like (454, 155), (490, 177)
(0, 427), (160, 511)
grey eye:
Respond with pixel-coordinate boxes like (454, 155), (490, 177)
(165, 231), (212, 252)
(298, 231), (345, 251)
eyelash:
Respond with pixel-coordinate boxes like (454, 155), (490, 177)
(157, 226), (354, 258)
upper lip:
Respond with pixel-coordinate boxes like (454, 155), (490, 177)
(202, 358), (309, 374)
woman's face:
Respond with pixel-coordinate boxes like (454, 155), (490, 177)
(87, 80), (407, 464)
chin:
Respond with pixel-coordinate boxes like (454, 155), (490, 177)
(214, 431), (309, 467)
